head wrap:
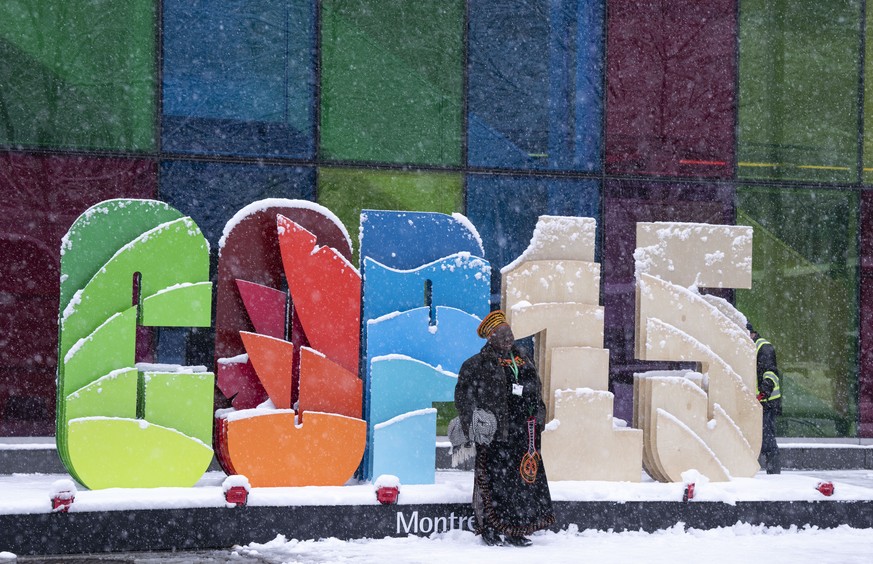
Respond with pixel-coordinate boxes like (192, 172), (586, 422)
(477, 310), (508, 339)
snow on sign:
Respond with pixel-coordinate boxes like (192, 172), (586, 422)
(502, 216), (643, 482)
(57, 199), (214, 489)
(56, 199), (758, 491)
(214, 201), (364, 487)
(633, 222), (759, 481)
(360, 210), (490, 485)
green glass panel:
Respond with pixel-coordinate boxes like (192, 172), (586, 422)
(736, 187), (859, 437)
(738, 0), (861, 183)
(142, 372), (215, 445)
(0, 0), (155, 151)
(320, 0), (463, 165)
(864, 1), (873, 183)
(317, 167), (463, 263)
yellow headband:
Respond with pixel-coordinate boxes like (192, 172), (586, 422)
(477, 310), (508, 339)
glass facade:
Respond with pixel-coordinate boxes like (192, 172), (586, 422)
(0, 0), (870, 439)
(736, 187), (860, 436)
(738, 0), (861, 184)
(607, 0), (736, 178)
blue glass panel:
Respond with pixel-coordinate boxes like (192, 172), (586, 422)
(159, 161), (315, 247)
(466, 174), (600, 303)
(468, 0), (603, 171)
(162, 0), (315, 158)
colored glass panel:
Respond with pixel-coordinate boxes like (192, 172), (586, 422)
(601, 180), (735, 422)
(736, 186), (859, 437)
(320, 0), (463, 165)
(0, 1), (155, 151)
(468, 0), (603, 171)
(863, 1), (873, 184)
(0, 153), (156, 436)
(159, 162), (315, 247)
(738, 0), (861, 183)
(860, 192), (873, 437)
(317, 168), (463, 261)
(466, 174), (600, 304)
(162, 0), (315, 158)
(606, 0), (736, 178)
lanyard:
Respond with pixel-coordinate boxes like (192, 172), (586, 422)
(507, 355), (519, 381)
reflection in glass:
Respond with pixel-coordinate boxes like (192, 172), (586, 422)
(0, 2), (155, 151)
(468, 0), (603, 171)
(606, 0), (735, 178)
(736, 186), (859, 437)
(320, 0), (463, 165)
(163, 0), (315, 158)
(738, 0), (861, 183)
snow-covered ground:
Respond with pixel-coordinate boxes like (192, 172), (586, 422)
(2, 468), (873, 562)
(228, 523), (873, 564)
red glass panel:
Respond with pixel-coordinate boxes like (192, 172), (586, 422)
(860, 192), (873, 437)
(606, 0), (736, 178)
(0, 152), (156, 436)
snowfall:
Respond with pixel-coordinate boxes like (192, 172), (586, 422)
(2, 447), (873, 563)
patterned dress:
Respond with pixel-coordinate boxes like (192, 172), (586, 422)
(456, 344), (556, 536)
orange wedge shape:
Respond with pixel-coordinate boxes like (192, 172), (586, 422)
(240, 331), (294, 409)
(298, 347), (363, 419)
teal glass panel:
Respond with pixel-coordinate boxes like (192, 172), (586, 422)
(320, 0), (463, 165)
(738, 0), (861, 183)
(736, 187), (859, 437)
(0, 1), (156, 151)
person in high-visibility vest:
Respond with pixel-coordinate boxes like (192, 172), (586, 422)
(747, 322), (782, 474)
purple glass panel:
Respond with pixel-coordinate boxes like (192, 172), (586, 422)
(602, 179), (735, 421)
(860, 192), (873, 438)
(606, 0), (736, 178)
(0, 153), (156, 436)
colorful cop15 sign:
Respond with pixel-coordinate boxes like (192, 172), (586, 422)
(57, 198), (490, 490)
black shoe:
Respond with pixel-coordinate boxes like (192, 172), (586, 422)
(505, 535), (532, 547)
(481, 529), (504, 546)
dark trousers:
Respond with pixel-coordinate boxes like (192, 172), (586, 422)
(760, 407), (781, 474)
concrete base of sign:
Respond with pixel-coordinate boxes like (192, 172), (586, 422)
(3, 498), (872, 556)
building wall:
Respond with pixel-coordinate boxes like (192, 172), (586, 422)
(0, 0), (869, 438)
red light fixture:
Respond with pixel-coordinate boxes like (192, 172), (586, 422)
(816, 481), (835, 497)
